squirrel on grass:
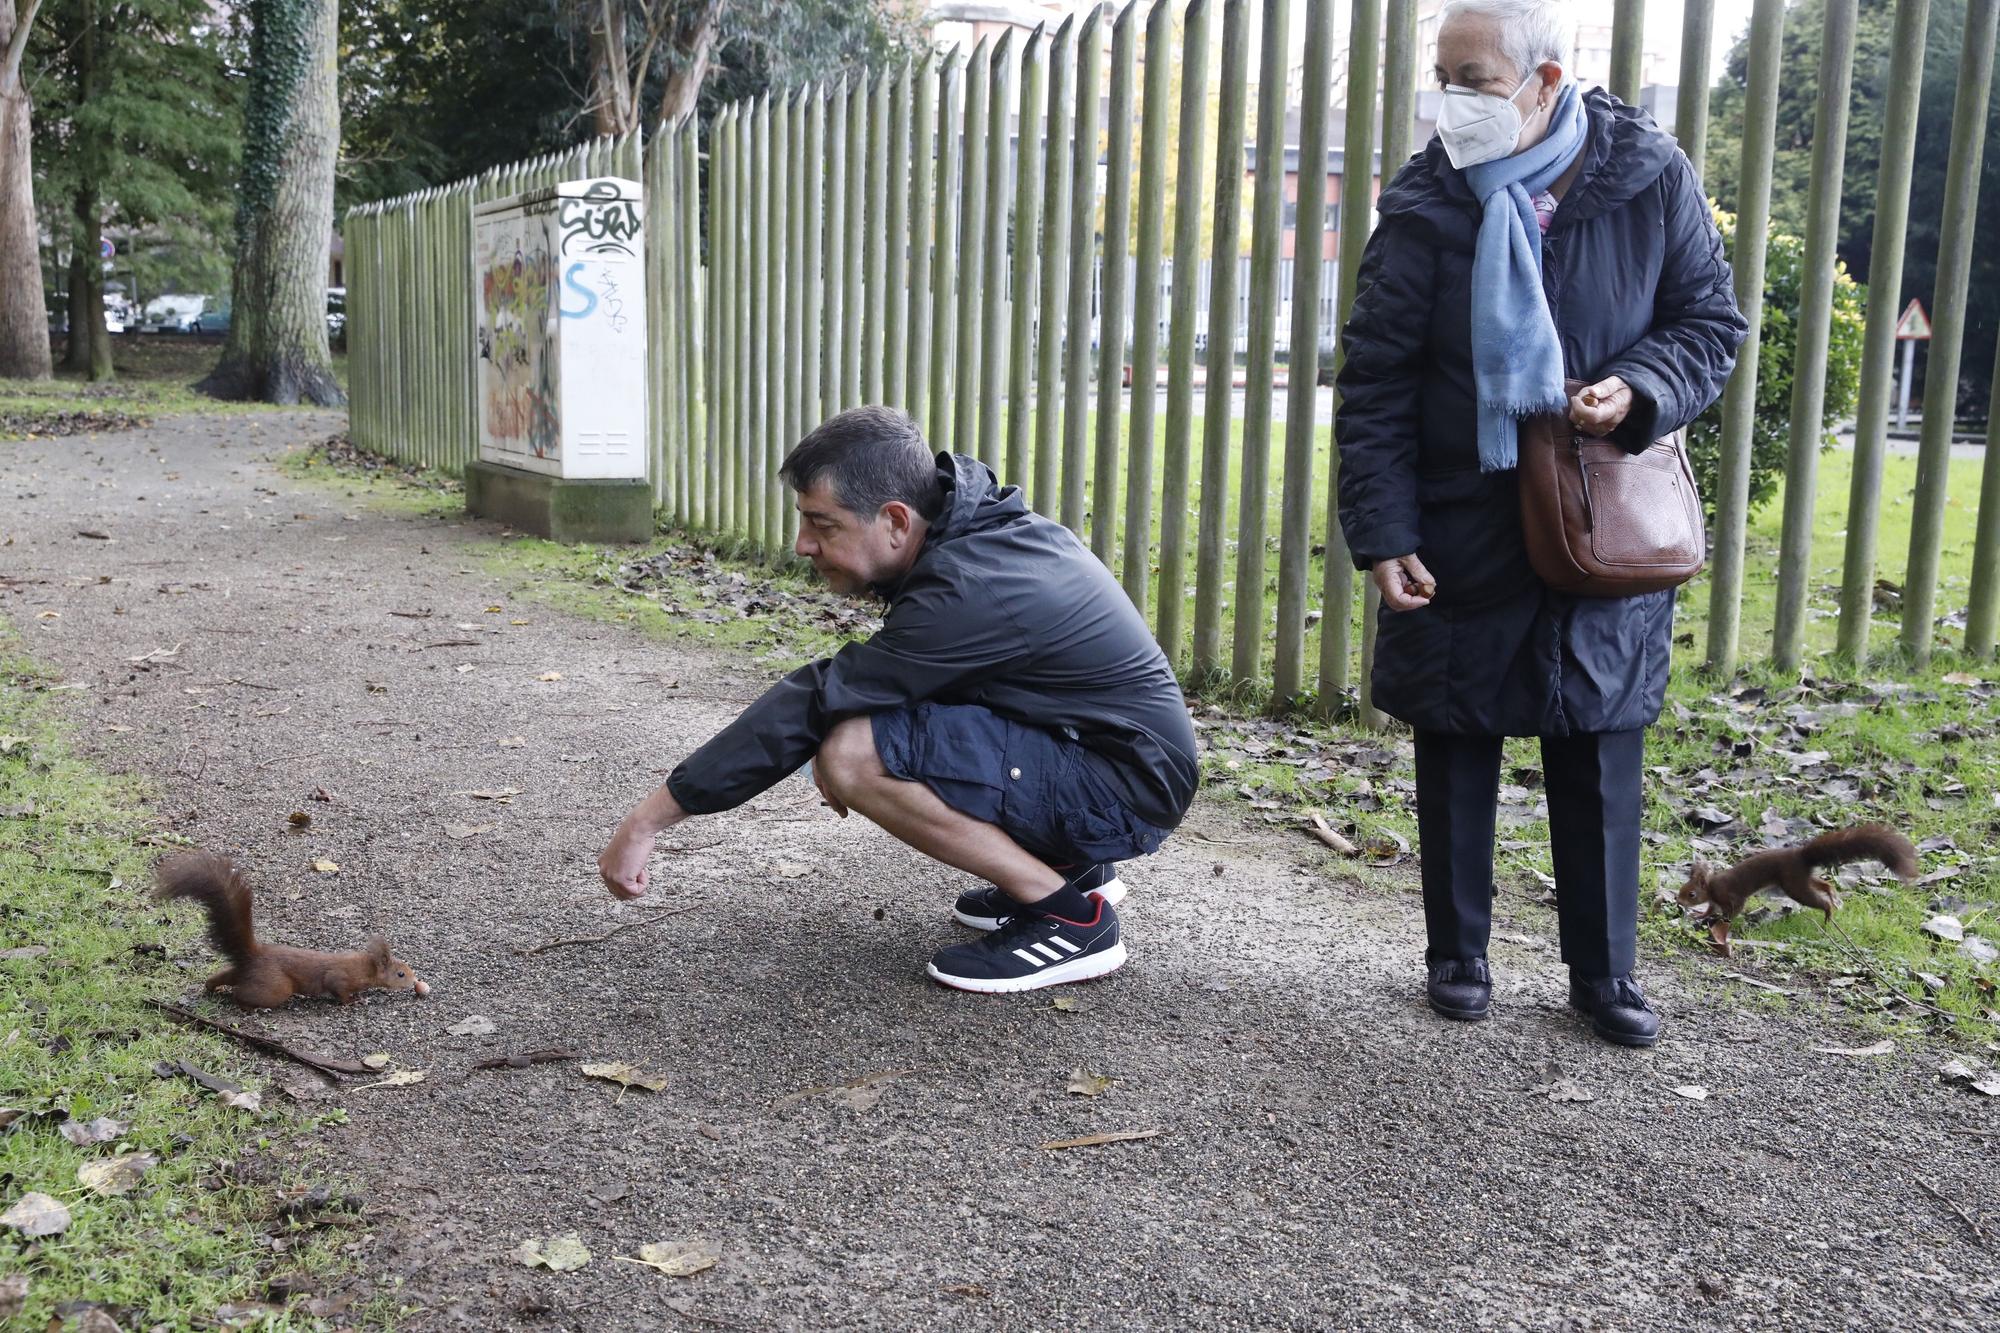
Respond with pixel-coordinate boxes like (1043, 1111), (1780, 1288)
(155, 851), (429, 1008)
(1676, 824), (1917, 955)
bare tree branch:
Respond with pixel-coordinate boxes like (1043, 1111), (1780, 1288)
(4, 0), (51, 90)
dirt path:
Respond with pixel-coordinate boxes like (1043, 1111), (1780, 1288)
(6, 412), (1996, 1330)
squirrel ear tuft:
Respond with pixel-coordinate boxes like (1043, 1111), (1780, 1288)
(366, 933), (391, 965)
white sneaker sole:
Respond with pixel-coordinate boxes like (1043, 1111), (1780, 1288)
(926, 940), (1129, 994)
(951, 877), (1128, 931)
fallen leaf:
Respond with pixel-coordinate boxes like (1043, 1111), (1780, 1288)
(1939, 1058), (1983, 1083)
(486, 605), (504, 613)
(455, 663), (475, 674)
(942, 1283), (991, 1299)
(536, 671), (563, 682)
(514, 1232), (591, 1272)
(0, 1191), (70, 1236)
(498, 735), (528, 748)
(1671, 1085), (1709, 1101)
(470, 1048), (578, 1071)
(311, 858), (339, 873)
(1814, 1039), (1894, 1057)
(447, 1015), (497, 1037)
(1923, 915), (1965, 942)
(0, 1273), (25, 1319)
(1533, 1079), (1596, 1103)
(287, 811), (312, 828)
(1941, 672), (1983, 686)
(361, 1052), (392, 1070)
(511, 618), (530, 626)
(77, 1152), (157, 1196)
(771, 1068), (914, 1109)
(1065, 1068), (1114, 1097)
(773, 861), (811, 879)
(581, 1061), (668, 1104)
(618, 1239), (721, 1278)
(1051, 996), (1083, 1013)
(443, 823), (498, 840)
(1974, 1074), (2000, 1097)
(0, 735), (28, 753)
(354, 1070), (425, 1091)
(0, 946), (49, 962)
(59, 1116), (126, 1146)
(1038, 1128), (1162, 1150)
(458, 787), (524, 802)
(0, 1109), (23, 1130)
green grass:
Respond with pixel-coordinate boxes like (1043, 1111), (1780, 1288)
(0, 632), (388, 1329)
(0, 338), (350, 440)
(299, 430), (1999, 1043)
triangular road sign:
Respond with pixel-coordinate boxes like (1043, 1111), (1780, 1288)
(1896, 297), (1931, 340)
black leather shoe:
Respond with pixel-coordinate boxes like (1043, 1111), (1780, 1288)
(1568, 974), (1661, 1047)
(1425, 957), (1492, 1021)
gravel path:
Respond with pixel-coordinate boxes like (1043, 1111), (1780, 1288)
(6, 411), (1996, 1331)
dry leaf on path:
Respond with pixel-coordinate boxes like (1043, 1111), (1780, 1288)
(1814, 1039), (1894, 1057)
(457, 787), (524, 803)
(354, 1070), (426, 1091)
(774, 861), (811, 879)
(311, 859), (339, 873)
(1941, 672), (1984, 685)
(444, 823), (498, 840)
(771, 1068), (914, 1110)
(536, 671), (563, 682)
(0, 1192), (70, 1236)
(77, 1152), (157, 1196)
(1051, 996), (1083, 1013)
(1671, 1086), (1709, 1102)
(1923, 915), (1965, 942)
(514, 1232), (591, 1272)
(1532, 1079), (1596, 1103)
(287, 811), (312, 828)
(447, 1015), (497, 1037)
(617, 1239), (721, 1278)
(361, 1052), (392, 1069)
(59, 1117), (126, 1146)
(1037, 1128), (1162, 1151)
(498, 735), (527, 748)
(581, 1061), (668, 1105)
(0, 1272), (26, 1318)
(1065, 1069), (1114, 1097)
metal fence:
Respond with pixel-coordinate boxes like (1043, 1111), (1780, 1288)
(346, 0), (2000, 713)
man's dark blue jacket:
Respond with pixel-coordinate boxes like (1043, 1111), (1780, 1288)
(666, 453), (1199, 829)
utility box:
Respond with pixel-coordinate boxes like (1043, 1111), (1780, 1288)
(465, 176), (653, 543)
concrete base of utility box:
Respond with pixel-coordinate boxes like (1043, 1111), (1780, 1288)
(464, 461), (655, 544)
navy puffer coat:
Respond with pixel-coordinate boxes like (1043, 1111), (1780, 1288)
(1335, 88), (1749, 737)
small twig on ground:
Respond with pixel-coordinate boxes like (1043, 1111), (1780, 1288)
(657, 839), (726, 854)
(414, 640), (482, 651)
(257, 751), (323, 769)
(1306, 812), (1359, 856)
(1917, 1177), (1987, 1242)
(516, 903), (702, 957)
(0, 851), (115, 878)
(469, 1048), (580, 1072)
(195, 626), (255, 635)
(1814, 916), (1961, 1024)
(387, 610), (433, 618)
(221, 677), (283, 691)
(147, 1000), (374, 1077)
(1188, 831), (1251, 845)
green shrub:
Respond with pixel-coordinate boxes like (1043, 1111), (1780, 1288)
(1682, 203), (1868, 517)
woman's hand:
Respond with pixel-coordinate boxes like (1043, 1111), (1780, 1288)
(1372, 555), (1436, 611)
(1568, 375), (1632, 435)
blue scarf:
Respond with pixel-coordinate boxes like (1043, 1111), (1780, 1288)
(1461, 83), (1588, 472)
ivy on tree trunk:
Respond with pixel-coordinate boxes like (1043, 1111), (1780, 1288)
(199, 0), (344, 406)
(0, 0), (52, 381)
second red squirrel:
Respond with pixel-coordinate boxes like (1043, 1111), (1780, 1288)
(1677, 824), (1917, 954)
(155, 851), (429, 1008)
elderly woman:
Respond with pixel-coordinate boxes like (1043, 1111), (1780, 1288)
(1335, 0), (1748, 1046)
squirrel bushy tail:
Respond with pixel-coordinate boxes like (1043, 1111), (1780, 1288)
(154, 851), (259, 964)
(1799, 824), (1918, 880)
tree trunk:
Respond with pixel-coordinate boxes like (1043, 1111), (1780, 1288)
(589, 0), (634, 136)
(64, 0), (112, 381)
(0, 0), (52, 381)
(658, 1), (721, 124)
(198, 0), (344, 406)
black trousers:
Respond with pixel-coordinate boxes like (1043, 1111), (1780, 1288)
(1413, 729), (1645, 979)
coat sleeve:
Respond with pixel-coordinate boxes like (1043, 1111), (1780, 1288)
(1599, 153), (1751, 450)
(663, 564), (1028, 814)
(1335, 215), (1435, 570)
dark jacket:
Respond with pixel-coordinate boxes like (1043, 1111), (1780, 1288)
(667, 454), (1199, 828)
(1335, 89), (1748, 736)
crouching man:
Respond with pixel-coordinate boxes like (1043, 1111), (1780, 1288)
(597, 406), (1198, 992)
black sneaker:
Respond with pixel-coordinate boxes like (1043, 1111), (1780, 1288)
(927, 894), (1126, 993)
(1568, 974), (1661, 1047)
(952, 863), (1126, 930)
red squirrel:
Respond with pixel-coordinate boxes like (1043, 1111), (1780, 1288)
(1676, 824), (1917, 954)
(155, 851), (429, 1008)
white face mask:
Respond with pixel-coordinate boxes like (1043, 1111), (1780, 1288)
(1436, 71), (1539, 170)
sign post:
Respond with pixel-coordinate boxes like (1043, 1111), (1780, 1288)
(1894, 296), (1931, 430)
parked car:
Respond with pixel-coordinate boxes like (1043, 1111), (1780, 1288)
(143, 294), (209, 333)
(192, 301), (231, 335)
(326, 287), (346, 348)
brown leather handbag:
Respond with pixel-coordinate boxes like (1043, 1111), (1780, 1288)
(1517, 379), (1705, 596)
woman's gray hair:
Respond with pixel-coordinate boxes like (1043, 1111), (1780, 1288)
(1438, 0), (1573, 81)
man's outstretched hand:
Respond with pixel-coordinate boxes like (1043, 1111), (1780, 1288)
(597, 783), (690, 900)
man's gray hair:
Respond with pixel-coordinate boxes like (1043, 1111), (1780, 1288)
(1438, 0), (1573, 81)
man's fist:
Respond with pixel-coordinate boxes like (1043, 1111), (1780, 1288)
(598, 826), (652, 899)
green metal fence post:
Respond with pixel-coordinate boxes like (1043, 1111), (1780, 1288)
(1900, 0), (1998, 664)
(1008, 27), (1048, 491)
(825, 81), (848, 419)
(907, 55), (938, 429)
(1093, 2), (1139, 565)
(1062, 5), (1106, 535)
(955, 37), (993, 458)
(803, 87), (826, 444)
(767, 92), (789, 552)
(1704, 0), (1785, 678)
(679, 118), (704, 529)
(785, 94), (805, 550)
(885, 64), (913, 411)
(931, 53), (963, 449)
(867, 73), (890, 406)
(1121, 0), (1174, 612)
(978, 33), (1015, 474)
(1675, 0), (1715, 178)
(1157, 0), (1213, 661)
(843, 78), (866, 411)
(1194, 0), (1251, 682)
(1967, 338), (2000, 655)
(750, 97), (771, 552)
(1610, 0), (1645, 105)
(1034, 17), (1077, 515)
(1771, 0), (1858, 669)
